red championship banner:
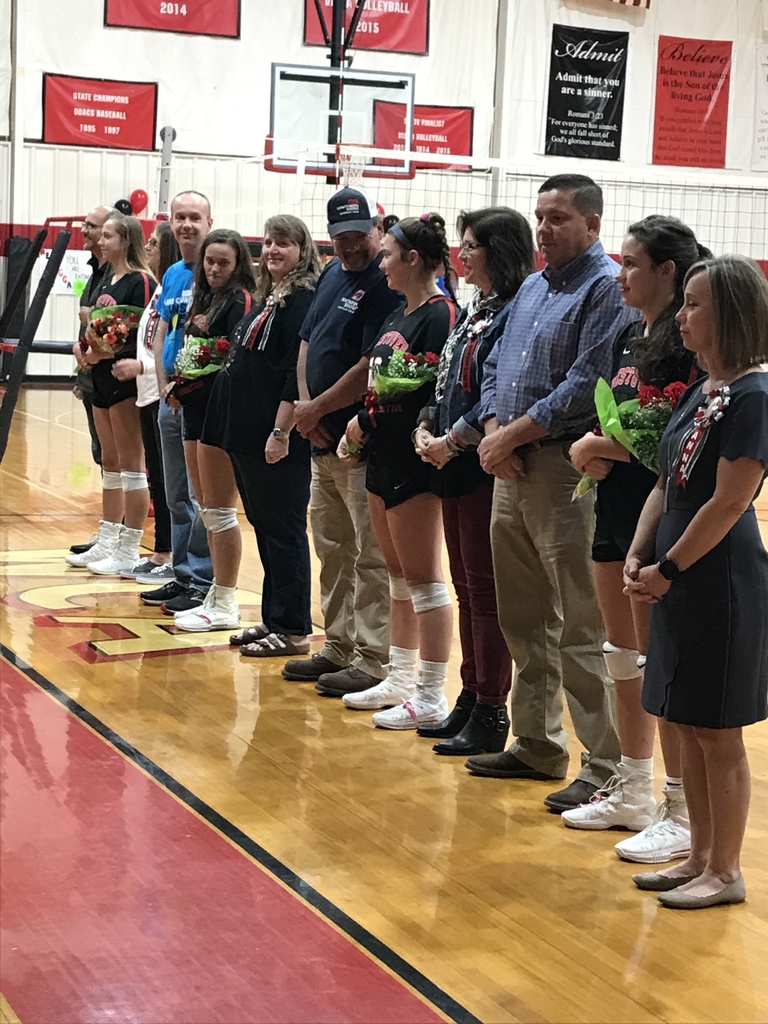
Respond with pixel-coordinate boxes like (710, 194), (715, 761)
(43, 75), (158, 151)
(105, 0), (240, 38)
(374, 103), (473, 168)
(304, 0), (429, 55)
(652, 35), (733, 168)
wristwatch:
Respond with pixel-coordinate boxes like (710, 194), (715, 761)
(272, 428), (289, 441)
(657, 554), (681, 582)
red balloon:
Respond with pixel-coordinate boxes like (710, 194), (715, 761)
(129, 188), (149, 215)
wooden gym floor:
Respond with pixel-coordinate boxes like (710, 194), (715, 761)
(1, 388), (767, 1024)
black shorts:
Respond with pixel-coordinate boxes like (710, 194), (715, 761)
(365, 441), (432, 510)
(90, 358), (137, 409)
(592, 461), (658, 563)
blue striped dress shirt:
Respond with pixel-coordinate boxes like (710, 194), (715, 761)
(480, 240), (639, 437)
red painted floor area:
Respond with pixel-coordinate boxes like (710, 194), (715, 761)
(0, 660), (444, 1024)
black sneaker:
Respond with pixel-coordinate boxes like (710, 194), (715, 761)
(69, 532), (98, 555)
(162, 587), (207, 615)
(141, 579), (184, 606)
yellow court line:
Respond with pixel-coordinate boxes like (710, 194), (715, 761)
(0, 993), (22, 1024)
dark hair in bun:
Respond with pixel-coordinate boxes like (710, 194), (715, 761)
(388, 212), (456, 302)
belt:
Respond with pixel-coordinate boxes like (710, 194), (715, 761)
(518, 435), (581, 453)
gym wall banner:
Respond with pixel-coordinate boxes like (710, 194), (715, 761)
(373, 103), (473, 168)
(43, 74), (158, 151)
(545, 25), (629, 161)
(652, 36), (732, 168)
(304, 0), (429, 55)
(751, 45), (768, 171)
(104, 0), (241, 38)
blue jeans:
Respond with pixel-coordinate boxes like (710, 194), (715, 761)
(157, 401), (212, 590)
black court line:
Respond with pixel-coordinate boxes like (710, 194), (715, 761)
(0, 643), (482, 1024)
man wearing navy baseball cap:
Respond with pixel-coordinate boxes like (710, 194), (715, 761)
(287, 186), (402, 696)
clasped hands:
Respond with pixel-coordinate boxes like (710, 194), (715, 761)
(293, 399), (334, 449)
(477, 424), (525, 480)
(413, 427), (455, 469)
(622, 556), (671, 604)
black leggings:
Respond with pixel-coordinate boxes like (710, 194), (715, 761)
(139, 402), (172, 554)
(230, 449), (312, 636)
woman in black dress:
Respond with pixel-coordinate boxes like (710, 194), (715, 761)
(342, 214), (459, 730)
(203, 215), (322, 655)
(68, 213), (156, 575)
(625, 255), (768, 909)
(168, 229), (256, 632)
(412, 207), (534, 755)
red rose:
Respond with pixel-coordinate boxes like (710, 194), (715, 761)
(214, 338), (230, 356)
(403, 353), (418, 364)
(663, 381), (687, 408)
(195, 345), (212, 366)
(128, 313), (140, 324)
(638, 384), (664, 407)
(424, 352), (439, 365)
(104, 333), (118, 346)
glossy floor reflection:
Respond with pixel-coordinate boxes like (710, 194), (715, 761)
(2, 389), (768, 1024)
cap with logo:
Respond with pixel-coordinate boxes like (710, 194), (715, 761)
(327, 186), (379, 237)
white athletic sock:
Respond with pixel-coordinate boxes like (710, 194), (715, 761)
(621, 755), (654, 777)
(418, 659), (448, 702)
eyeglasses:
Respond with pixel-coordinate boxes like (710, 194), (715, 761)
(83, 221), (103, 231)
(459, 241), (484, 253)
(146, 237), (159, 249)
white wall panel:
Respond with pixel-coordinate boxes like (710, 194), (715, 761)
(0, 0), (10, 136)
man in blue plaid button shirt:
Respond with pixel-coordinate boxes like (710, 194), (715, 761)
(467, 174), (638, 813)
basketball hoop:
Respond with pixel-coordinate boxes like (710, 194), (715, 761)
(337, 145), (374, 187)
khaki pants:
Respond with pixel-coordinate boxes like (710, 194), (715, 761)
(310, 455), (390, 678)
(491, 445), (619, 786)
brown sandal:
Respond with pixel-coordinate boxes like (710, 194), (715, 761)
(240, 633), (311, 658)
(229, 623), (270, 646)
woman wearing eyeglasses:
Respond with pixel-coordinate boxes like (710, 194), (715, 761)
(414, 208), (535, 754)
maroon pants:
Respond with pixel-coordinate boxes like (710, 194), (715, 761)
(442, 479), (512, 705)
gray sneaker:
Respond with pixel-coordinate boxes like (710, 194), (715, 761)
(135, 562), (176, 585)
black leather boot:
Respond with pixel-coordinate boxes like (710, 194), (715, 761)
(433, 703), (510, 755)
(416, 689), (476, 738)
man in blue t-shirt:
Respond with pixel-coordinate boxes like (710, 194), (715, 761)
(140, 191), (214, 613)
(284, 187), (401, 695)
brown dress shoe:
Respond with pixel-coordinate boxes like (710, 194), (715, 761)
(315, 666), (382, 697)
(464, 749), (560, 780)
(544, 779), (598, 813)
(282, 652), (344, 681)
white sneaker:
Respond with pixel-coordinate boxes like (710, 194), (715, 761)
(614, 789), (691, 863)
(66, 521), (121, 567)
(342, 676), (416, 710)
(372, 694), (449, 731)
(175, 585), (240, 632)
(561, 765), (656, 831)
(88, 527), (143, 576)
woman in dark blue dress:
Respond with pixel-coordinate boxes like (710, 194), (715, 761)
(624, 255), (768, 909)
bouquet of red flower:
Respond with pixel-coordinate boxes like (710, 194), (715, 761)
(371, 348), (440, 401)
(86, 305), (143, 355)
(573, 377), (688, 499)
(173, 335), (231, 381)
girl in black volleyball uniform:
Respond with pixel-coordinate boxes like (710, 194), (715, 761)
(565, 216), (709, 865)
(67, 214), (156, 575)
(342, 214), (458, 731)
(167, 229), (256, 633)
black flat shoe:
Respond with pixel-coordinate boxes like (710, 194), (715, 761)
(416, 689), (476, 738)
(433, 703), (510, 756)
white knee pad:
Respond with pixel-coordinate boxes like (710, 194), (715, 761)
(603, 641), (642, 680)
(410, 582), (451, 614)
(121, 471), (148, 491)
(202, 506), (238, 533)
(102, 471), (122, 490)
(389, 575), (411, 601)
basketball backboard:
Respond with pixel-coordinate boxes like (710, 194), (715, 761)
(265, 63), (416, 179)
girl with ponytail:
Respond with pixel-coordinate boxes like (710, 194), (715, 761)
(341, 212), (459, 731)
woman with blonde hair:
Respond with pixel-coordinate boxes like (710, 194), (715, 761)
(203, 214), (322, 655)
(625, 254), (768, 908)
(68, 213), (156, 574)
